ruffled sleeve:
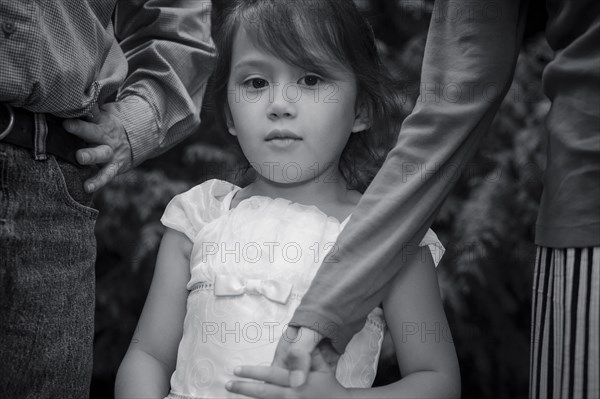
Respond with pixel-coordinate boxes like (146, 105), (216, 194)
(419, 229), (445, 267)
(160, 179), (237, 241)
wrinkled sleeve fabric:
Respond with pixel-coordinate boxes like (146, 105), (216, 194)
(112, 0), (216, 166)
(160, 186), (208, 242)
(161, 179), (237, 241)
(289, 0), (529, 353)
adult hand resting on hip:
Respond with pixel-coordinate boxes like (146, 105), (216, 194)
(63, 103), (133, 193)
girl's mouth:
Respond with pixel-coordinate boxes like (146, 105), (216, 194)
(264, 129), (302, 141)
(265, 137), (302, 149)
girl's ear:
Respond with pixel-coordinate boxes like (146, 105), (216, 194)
(225, 105), (237, 136)
(352, 100), (371, 133)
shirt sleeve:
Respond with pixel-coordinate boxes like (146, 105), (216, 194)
(289, 0), (529, 353)
(161, 179), (236, 241)
(161, 185), (208, 241)
(111, 0), (216, 167)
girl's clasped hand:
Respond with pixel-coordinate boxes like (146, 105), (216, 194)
(227, 347), (347, 399)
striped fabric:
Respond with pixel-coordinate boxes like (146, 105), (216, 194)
(530, 247), (600, 398)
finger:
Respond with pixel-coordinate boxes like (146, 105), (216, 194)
(226, 380), (290, 399)
(76, 144), (113, 165)
(310, 348), (330, 372)
(317, 340), (341, 370)
(84, 160), (122, 193)
(63, 119), (104, 143)
(234, 365), (290, 386)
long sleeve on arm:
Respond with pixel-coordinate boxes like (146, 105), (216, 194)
(111, 0), (216, 166)
(290, 0), (529, 353)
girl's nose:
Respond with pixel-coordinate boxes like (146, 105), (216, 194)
(266, 86), (297, 120)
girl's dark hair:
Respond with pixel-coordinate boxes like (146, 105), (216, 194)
(211, 0), (401, 192)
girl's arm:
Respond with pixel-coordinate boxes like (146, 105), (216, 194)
(347, 246), (460, 399)
(228, 246), (460, 399)
(115, 228), (192, 399)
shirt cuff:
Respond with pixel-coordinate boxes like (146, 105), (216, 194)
(288, 308), (352, 354)
(111, 95), (160, 167)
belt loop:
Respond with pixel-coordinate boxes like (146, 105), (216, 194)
(33, 113), (48, 161)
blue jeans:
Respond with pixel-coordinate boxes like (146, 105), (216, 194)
(0, 143), (98, 398)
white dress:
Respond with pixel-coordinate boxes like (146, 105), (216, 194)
(160, 179), (445, 399)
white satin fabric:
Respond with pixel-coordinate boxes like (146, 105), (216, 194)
(161, 179), (444, 398)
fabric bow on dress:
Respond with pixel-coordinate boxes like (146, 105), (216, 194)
(213, 274), (293, 305)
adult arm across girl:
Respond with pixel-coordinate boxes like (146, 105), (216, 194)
(277, 0), (528, 386)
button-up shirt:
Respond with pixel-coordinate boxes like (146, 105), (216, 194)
(0, 1), (215, 166)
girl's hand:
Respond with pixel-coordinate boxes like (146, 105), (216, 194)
(226, 348), (349, 398)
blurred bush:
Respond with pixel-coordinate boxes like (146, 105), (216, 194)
(91, 1), (550, 398)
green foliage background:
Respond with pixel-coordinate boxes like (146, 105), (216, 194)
(91, 2), (550, 397)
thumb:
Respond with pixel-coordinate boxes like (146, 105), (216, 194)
(271, 326), (298, 369)
(287, 349), (311, 388)
(286, 327), (322, 387)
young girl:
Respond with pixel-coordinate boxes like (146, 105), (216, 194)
(115, 1), (460, 398)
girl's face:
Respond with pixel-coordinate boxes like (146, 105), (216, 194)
(226, 28), (369, 185)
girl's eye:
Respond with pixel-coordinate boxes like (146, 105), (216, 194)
(245, 78), (269, 89)
(300, 75), (322, 86)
